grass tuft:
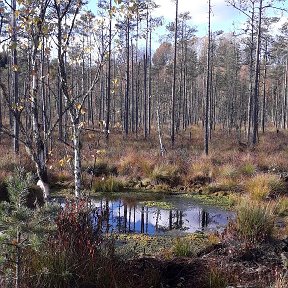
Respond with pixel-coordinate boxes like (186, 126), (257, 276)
(245, 174), (284, 201)
(150, 164), (180, 186)
(173, 237), (192, 257)
(235, 200), (275, 244)
(93, 176), (125, 192)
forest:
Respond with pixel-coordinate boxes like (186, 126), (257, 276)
(0, 0), (288, 287)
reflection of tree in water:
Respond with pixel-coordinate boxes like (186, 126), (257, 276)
(95, 200), (227, 235)
(156, 209), (186, 232)
(200, 209), (209, 230)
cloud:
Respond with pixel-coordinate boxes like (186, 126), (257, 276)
(152, 0), (244, 35)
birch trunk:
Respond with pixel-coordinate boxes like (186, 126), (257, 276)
(73, 123), (81, 198)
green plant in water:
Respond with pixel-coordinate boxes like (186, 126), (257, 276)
(236, 200), (275, 244)
(141, 201), (173, 210)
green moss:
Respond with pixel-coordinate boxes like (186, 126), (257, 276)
(140, 201), (174, 210)
(183, 193), (235, 208)
(114, 233), (210, 259)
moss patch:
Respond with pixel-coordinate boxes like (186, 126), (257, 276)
(114, 232), (210, 259)
(183, 193), (235, 208)
(140, 201), (174, 210)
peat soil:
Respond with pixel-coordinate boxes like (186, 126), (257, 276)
(123, 237), (288, 287)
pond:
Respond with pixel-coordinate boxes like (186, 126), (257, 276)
(88, 195), (234, 236)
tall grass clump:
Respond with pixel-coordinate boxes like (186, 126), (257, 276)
(207, 264), (229, 288)
(239, 162), (256, 177)
(235, 200), (275, 244)
(93, 176), (124, 192)
(173, 237), (192, 257)
(245, 174), (285, 201)
(150, 164), (180, 186)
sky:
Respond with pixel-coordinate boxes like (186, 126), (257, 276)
(87, 0), (247, 35)
(87, 0), (288, 49)
(152, 0), (245, 35)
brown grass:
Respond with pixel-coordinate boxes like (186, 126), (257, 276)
(0, 126), (287, 200)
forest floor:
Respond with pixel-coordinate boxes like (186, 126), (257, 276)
(0, 126), (288, 287)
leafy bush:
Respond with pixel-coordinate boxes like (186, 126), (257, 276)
(235, 200), (275, 244)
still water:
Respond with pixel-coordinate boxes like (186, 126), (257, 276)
(89, 196), (234, 235)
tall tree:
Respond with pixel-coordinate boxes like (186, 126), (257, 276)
(205, 0), (211, 155)
(171, 0), (178, 147)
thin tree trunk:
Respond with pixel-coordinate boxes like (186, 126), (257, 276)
(105, 0), (112, 140)
(12, 0), (19, 154)
(252, 0), (263, 145)
(205, 0), (211, 155)
(171, 0), (178, 147)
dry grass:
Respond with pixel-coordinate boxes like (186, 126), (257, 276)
(245, 174), (285, 201)
(0, 126), (287, 201)
(150, 164), (181, 186)
(235, 200), (275, 244)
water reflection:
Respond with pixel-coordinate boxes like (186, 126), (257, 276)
(92, 198), (233, 235)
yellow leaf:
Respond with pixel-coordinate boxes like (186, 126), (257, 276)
(59, 159), (64, 167)
(12, 64), (19, 72)
(79, 121), (86, 129)
(75, 103), (81, 110)
(80, 107), (87, 115)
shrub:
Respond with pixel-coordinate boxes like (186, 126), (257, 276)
(25, 199), (116, 288)
(235, 200), (275, 244)
(0, 167), (58, 287)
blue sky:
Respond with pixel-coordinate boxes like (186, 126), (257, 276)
(87, 0), (246, 35)
(153, 0), (245, 35)
(87, 0), (288, 46)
